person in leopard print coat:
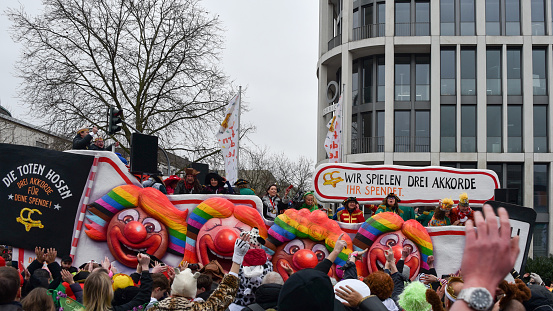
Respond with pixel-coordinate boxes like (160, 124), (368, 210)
(150, 234), (251, 311)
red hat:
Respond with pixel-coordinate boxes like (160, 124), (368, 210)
(0, 256), (5, 267)
(242, 249), (266, 267)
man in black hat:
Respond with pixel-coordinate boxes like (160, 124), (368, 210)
(60, 255), (78, 273)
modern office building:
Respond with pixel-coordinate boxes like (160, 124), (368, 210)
(317, 0), (553, 257)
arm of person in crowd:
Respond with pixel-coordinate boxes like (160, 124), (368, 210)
(28, 246), (46, 275)
(62, 269), (83, 303)
(450, 205), (520, 311)
(315, 233), (347, 274)
(341, 249), (368, 280)
(336, 285), (389, 311)
(45, 248), (63, 290)
(113, 253), (152, 311)
(396, 245), (410, 273)
(224, 179), (235, 194)
(130, 261), (143, 283)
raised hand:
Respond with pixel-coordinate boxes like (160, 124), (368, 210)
(335, 285), (364, 307)
(35, 247), (45, 264)
(44, 248), (57, 264)
(61, 269), (74, 284)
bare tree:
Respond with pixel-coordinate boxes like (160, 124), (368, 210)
(7, 0), (234, 162)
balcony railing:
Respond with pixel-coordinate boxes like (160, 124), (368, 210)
(328, 34), (342, 51)
(395, 136), (430, 152)
(352, 23), (385, 41)
(395, 22), (430, 36)
(352, 136), (384, 154)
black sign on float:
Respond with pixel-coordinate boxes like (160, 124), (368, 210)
(130, 133), (159, 175)
(0, 144), (94, 256)
(474, 201), (537, 276)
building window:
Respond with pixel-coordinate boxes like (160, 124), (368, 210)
(487, 162), (524, 205)
(533, 48), (547, 95)
(461, 105), (477, 152)
(415, 110), (430, 152)
(353, 60), (359, 106)
(376, 111), (385, 151)
(486, 0), (521, 35)
(395, 57), (411, 101)
(460, 0), (476, 35)
(363, 59), (373, 103)
(377, 2), (386, 36)
(507, 105), (522, 152)
(354, 2), (386, 40)
(415, 1), (430, 35)
(441, 0), (455, 35)
(377, 57), (385, 101)
(534, 164), (549, 214)
(461, 48), (476, 95)
(395, 2), (411, 36)
(441, 48), (456, 95)
(441, 105), (456, 152)
(395, 110), (411, 151)
(486, 48), (502, 95)
(416, 56), (430, 101)
(534, 105), (548, 152)
(506, 47), (521, 96)
(533, 224), (549, 257)
(487, 105), (502, 152)
(396, 1), (430, 36)
(531, 0), (545, 35)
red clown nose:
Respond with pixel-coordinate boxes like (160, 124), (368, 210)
(215, 228), (238, 253)
(293, 249), (318, 269)
(124, 221), (147, 243)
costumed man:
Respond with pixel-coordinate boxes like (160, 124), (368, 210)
(72, 125), (98, 150)
(174, 168), (203, 194)
(415, 206), (436, 227)
(428, 198), (458, 226)
(89, 136), (119, 151)
(336, 197), (365, 223)
(374, 193), (416, 221)
(449, 193), (475, 226)
(235, 179), (255, 195)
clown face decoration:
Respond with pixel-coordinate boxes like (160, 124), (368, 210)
(353, 212), (433, 280)
(107, 207), (168, 267)
(196, 215), (252, 272)
(272, 238), (332, 281)
(366, 231), (420, 279)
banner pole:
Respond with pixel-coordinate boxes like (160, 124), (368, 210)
(237, 86), (241, 180)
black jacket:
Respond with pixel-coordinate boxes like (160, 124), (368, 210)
(242, 283), (282, 311)
(72, 133), (94, 150)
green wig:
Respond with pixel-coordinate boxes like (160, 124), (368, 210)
(398, 281), (431, 311)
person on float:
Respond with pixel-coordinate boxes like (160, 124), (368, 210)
(449, 193), (475, 226)
(234, 179), (255, 195)
(72, 126), (98, 150)
(202, 172), (235, 194)
(261, 184), (290, 221)
(89, 136), (119, 151)
(374, 193), (416, 221)
(337, 197), (365, 223)
(174, 168), (203, 194)
(163, 175), (181, 195)
(415, 206), (436, 227)
(428, 198), (459, 227)
(296, 191), (319, 212)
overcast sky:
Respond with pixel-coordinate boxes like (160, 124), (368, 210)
(0, 0), (319, 162)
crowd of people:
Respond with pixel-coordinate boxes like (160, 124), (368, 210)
(1, 206), (551, 311)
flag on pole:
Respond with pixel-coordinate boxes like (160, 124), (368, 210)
(216, 93), (240, 184)
(324, 94), (342, 163)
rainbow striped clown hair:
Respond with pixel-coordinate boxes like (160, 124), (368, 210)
(266, 208), (352, 266)
(183, 197), (268, 263)
(85, 185), (189, 256)
(353, 212), (433, 270)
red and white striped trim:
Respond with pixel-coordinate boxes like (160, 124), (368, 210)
(70, 155), (100, 259)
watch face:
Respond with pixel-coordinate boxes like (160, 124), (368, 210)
(470, 289), (493, 310)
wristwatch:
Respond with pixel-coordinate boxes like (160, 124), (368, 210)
(457, 287), (493, 311)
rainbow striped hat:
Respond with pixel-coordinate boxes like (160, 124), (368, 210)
(85, 185), (189, 256)
(266, 209), (352, 266)
(353, 212), (433, 270)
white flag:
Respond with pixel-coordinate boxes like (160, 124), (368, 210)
(216, 93), (240, 184)
(324, 94), (342, 163)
